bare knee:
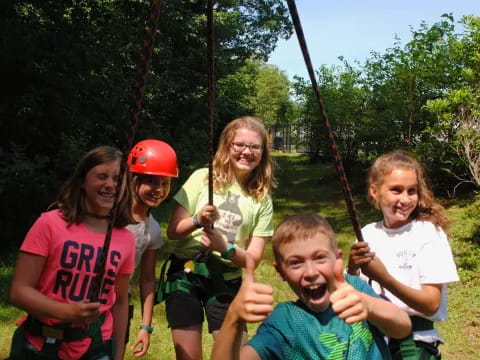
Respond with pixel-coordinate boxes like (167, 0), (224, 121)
(172, 325), (203, 360)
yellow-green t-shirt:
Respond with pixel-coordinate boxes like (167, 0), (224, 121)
(171, 168), (273, 259)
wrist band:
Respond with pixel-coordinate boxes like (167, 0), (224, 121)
(139, 325), (154, 334)
(192, 214), (203, 228)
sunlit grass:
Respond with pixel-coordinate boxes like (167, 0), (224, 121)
(0, 153), (478, 359)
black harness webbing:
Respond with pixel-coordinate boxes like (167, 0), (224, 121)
(9, 314), (112, 359)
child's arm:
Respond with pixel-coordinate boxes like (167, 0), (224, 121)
(10, 252), (101, 323)
(362, 256), (442, 315)
(130, 249), (158, 357)
(112, 273), (130, 360)
(167, 203), (218, 240)
(201, 227), (267, 268)
(330, 262), (411, 339)
(211, 255), (273, 360)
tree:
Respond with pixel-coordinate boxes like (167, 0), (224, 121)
(425, 88), (480, 191)
(0, 0), (293, 251)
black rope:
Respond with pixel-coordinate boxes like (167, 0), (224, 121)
(285, 0), (364, 242)
(207, 0), (215, 206)
(90, 0), (164, 301)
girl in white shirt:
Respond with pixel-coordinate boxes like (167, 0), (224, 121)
(348, 150), (459, 359)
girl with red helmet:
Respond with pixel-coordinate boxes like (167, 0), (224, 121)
(126, 139), (178, 357)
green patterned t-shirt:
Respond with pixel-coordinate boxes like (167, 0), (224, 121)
(248, 274), (391, 360)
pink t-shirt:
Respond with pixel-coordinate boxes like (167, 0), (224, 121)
(19, 210), (135, 359)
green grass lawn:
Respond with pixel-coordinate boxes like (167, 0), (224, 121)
(1, 152), (479, 359)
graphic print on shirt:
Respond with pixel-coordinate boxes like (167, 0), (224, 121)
(216, 191), (243, 244)
(395, 249), (416, 270)
(53, 240), (121, 304)
(318, 322), (374, 359)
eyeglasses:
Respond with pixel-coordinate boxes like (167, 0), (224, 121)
(231, 141), (264, 154)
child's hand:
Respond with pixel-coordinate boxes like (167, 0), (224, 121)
(347, 242), (375, 275)
(361, 256), (390, 284)
(69, 301), (101, 324)
(130, 329), (150, 357)
(197, 204), (220, 227)
(330, 262), (368, 324)
(229, 254), (274, 323)
(200, 227), (226, 252)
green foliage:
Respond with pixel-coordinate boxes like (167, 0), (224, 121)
(0, 0), (292, 251)
(253, 63), (291, 127)
(290, 14), (480, 197)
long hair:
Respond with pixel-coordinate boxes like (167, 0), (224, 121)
(212, 116), (275, 200)
(367, 150), (449, 230)
(56, 146), (135, 227)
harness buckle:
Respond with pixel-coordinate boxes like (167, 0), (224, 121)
(184, 260), (195, 273)
(41, 325), (64, 340)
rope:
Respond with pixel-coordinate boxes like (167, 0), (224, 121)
(90, 0), (164, 301)
(285, 0), (364, 242)
(207, 0), (215, 206)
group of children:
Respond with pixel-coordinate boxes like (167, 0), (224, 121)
(8, 116), (458, 360)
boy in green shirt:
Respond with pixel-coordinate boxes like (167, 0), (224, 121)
(212, 213), (411, 359)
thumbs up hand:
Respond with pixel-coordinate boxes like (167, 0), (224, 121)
(229, 253), (274, 323)
(330, 259), (369, 324)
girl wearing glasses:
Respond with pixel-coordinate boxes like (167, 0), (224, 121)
(162, 116), (275, 360)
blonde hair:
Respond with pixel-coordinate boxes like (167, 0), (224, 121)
(367, 150), (449, 230)
(272, 213), (337, 263)
(212, 116), (275, 200)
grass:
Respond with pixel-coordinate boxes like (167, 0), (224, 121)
(1, 152), (479, 359)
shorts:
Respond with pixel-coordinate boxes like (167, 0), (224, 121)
(166, 288), (236, 333)
(164, 256), (243, 333)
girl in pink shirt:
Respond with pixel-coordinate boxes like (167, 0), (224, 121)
(9, 146), (136, 360)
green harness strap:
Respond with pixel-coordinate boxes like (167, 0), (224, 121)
(156, 254), (242, 304)
(390, 317), (439, 360)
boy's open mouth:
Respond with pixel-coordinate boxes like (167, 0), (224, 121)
(304, 283), (327, 300)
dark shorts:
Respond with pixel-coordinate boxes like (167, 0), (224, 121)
(166, 288), (235, 333)
(164, 255), (243, 333)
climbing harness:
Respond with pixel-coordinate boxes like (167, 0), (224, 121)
(8, 315), (112, 360)
(156, 253), (242, 305)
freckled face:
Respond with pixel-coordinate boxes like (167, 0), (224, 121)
(136, 175), (171, 209)
(370, 168), (419, 229)
(83, 160), (121, 216)
(229, 128), (263, 181)
(275, 235), (342, 313)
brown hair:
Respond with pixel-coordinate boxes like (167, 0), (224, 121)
(367, 150), (449, 230)
(272, 213), (337, 262)
(212, 116), (275, 200)
(55, 146), (135, 227)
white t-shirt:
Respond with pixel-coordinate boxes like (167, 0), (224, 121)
(360, 219), (459, 343)
(127, 213), (164, 271)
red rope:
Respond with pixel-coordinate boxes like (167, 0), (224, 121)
(90, 0), (164, 301)
(207, 0), (215, 207)
(285, 0), (364, 242)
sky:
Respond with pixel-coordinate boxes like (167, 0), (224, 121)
(268, 0), (479, 79)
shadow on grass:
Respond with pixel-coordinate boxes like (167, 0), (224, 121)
(272, 153), (377, 234)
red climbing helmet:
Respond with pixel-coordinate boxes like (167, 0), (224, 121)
(128, 139), (179, 177)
